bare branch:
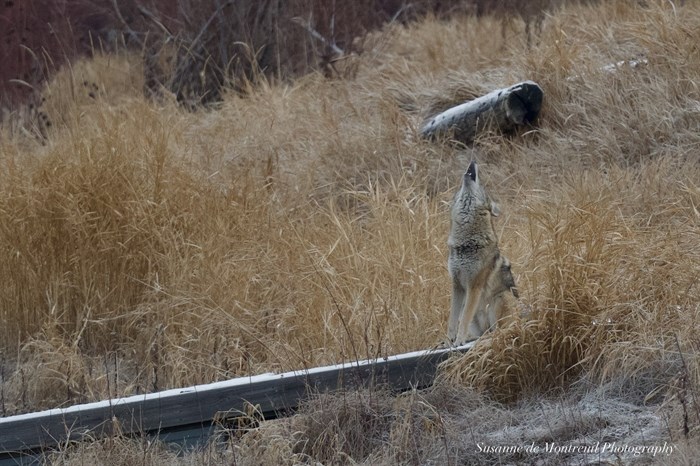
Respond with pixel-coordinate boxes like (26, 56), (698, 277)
(190, 1), (235, 53)
(136, 4), (175, 39)
(111, 0), (143, 46)
(291, 17), (345, 56)
(214, 0), (230, 68)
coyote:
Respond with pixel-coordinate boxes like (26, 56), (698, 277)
(447, 161), (517, 344)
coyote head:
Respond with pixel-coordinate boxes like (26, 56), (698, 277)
(450, 161), (500, 230)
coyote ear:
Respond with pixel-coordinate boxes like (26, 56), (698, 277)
(491, 202), (500, 217)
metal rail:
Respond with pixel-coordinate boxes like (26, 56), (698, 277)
(0, 343), (473, 465)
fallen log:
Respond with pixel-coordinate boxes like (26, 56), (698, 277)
(420, 81), (543, 144)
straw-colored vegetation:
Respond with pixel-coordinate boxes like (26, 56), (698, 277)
(1, 0), (699, 464)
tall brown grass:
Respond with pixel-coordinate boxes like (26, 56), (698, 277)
(1, 0), (700, 462)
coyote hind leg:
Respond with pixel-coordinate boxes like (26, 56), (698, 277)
(454, 261), (494, 344)
(455, 284), (484, 345)
(448, 277), (466, 343)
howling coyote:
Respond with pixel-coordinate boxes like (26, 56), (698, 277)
(447, 161), (518, 344)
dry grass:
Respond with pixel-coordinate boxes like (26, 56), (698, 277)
(1, 0), (700, 463)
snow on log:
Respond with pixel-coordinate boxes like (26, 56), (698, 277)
(420, 81), (543, 144)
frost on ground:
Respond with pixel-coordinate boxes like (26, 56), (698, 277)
(221, 380), (690, 466)
(477, 390), (669, 465)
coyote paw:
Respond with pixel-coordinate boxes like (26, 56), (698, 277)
(434, 339), (452, 350)
(452, 336), (477, 347)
